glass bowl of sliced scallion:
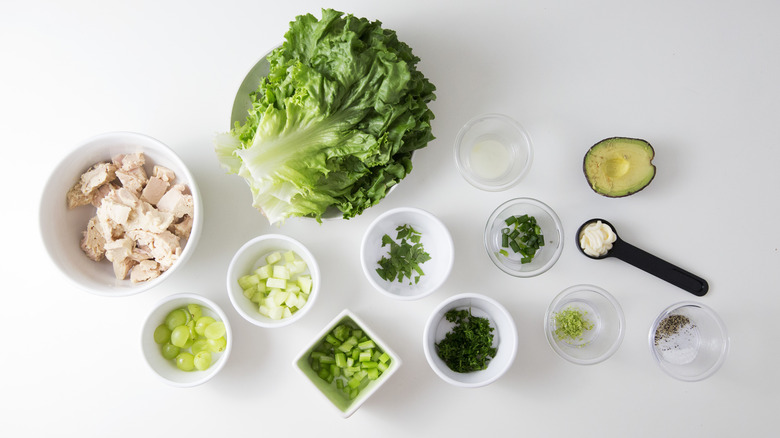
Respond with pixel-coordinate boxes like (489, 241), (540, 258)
(484, 198), (564, 277)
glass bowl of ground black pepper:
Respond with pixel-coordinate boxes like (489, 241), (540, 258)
(423, 293), (518, 387)
(544, 284), (625, 365)
(649, 301), (729, 382)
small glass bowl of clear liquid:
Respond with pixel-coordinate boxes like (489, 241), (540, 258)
(454, 113), (533, 191)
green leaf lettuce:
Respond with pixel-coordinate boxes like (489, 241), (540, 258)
(215, 8), (436, 224)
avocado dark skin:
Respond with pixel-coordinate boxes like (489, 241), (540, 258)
(583, 137), (656, 198)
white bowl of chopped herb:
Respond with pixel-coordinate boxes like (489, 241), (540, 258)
(544, 284), (625, 365)
(484, 198), (564, 278)
(423, 293), (518, 388)
(648, 301), (728, 382)
(360, 207), (454, 300)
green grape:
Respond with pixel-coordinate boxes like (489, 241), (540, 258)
(194, 351), (212, 371)
(171, 325), (190, 348)
(207, 336), (227, 353)
(161, 343), (180, 360)
(204, 321), (226, 340)
(194, 316), (215, 336)
(153, 324), (171, 344)
(188, 304), (203, 320)
(191, 339), (209, 355)
(165, 309), (189, 331)
(187, 320), (197, 340)
(175, 352), (195, 371)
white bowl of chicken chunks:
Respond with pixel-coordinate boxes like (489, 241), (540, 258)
(39, 132), (203, 296)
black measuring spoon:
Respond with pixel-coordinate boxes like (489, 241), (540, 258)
(576, 219), (708, 296)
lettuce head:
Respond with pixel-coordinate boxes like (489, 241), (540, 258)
(215, 8), (436, 225)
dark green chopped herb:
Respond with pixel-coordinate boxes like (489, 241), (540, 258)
(435, 308), (497, 373)
(499, 214), (544, 263)
(376, 224), (431, 285)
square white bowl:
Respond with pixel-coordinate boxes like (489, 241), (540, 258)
(293, 309), (402, 418)
(39, 131), (203, 296)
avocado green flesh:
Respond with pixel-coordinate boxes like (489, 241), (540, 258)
(584, 137), (656, 197)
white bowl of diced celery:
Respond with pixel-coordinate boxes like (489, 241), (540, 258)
(293, 309), (402, 418)
(141, 293), (232, 388)
(227, 234), (320, 328)
(360, 207), (454, 300)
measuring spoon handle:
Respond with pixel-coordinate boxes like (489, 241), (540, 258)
(610, 240), (709, 296)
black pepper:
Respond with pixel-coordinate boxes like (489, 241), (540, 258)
(654, 314), (694, 346)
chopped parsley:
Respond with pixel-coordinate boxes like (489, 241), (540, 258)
(376, 224), (431, 285)
(435, 308), (497, 373)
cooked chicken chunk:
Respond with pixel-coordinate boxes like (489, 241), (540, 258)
(66, 162), (117, 209)
(80, 216), (106, 262)
(130, 260), (161, 283)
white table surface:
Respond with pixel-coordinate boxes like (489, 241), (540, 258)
(4, 0), (778, 436)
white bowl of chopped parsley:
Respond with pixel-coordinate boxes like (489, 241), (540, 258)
(423, 293), (518, 387)
(484, 198), (564, 277)
(360, 207), (454, 300)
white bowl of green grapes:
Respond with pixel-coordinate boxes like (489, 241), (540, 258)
(142, 293), (233, 387)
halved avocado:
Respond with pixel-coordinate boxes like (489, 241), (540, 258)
(583, 137), (656, 197)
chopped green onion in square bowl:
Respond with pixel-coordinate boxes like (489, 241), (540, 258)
(292, 309), (402, 418)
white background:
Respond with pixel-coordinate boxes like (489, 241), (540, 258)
(3, 0), (778, 436)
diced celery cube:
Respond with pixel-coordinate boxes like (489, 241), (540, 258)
(284, 292), (299, 308)
(361, 361), (378, 369)
(273, 265), (290, 280)
(266, 252), (282, 265)
(335, 352), (347, 368)
(359, 351), (372, 362)
(250, 290), (265, 304)
(255, 264), (273, 279)
(268, 306), (284, 320)
(266, 277), (287, 289)
(377, 362), (389, 372)
(378, 352), (390, 363)
(298, 276), (312, 294)
(242, 285), (257, 300)
(366, 368), (380, 380)
(269, 289), (288, 306)
(358, 340), (376, 350)
(238, 274), (260, 290)
(288, 260), (307, 274)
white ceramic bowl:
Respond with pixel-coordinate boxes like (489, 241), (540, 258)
(423, 293), (518, 387)
(39, 131), (203, 297)
(484, 198), (564, 277)
(544, 285), (625, 365)
(360, 207), (454, 300)
(227, 234), (320, 328)
(293, 309), (402, 418)
(141, 293), (233, 388)
(454, 113), (533, 191)
(649, 301), (729, 382)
